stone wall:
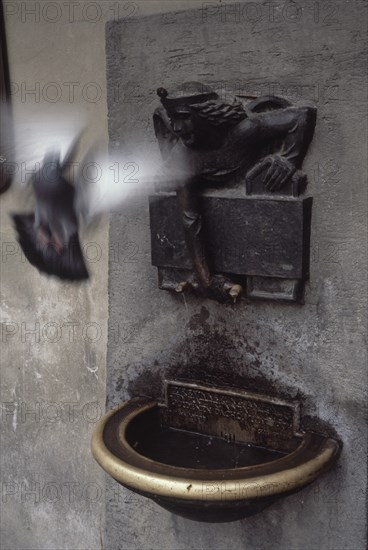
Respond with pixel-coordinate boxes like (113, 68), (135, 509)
(106, 2), (367, 549)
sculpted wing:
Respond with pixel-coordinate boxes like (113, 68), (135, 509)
(239, 95), (292, 115)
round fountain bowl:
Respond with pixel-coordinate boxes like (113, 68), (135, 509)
(91, 397), (340, 522)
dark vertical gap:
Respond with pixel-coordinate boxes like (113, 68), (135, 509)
(0, 0), (13, 193)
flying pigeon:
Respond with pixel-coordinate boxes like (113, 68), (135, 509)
(11, 136), (90, 281)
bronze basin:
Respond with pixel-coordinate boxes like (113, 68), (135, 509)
(91, 381), (340, 522)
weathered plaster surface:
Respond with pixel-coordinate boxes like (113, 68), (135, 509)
(0, 4), (109, 549)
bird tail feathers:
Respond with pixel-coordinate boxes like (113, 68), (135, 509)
(11, 213), (89, 282)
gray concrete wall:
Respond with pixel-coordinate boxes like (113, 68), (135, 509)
(106, 2), (367, 549)
(0, 2), (111, 549)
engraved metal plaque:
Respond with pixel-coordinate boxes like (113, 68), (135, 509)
(162, 380), (301, 453)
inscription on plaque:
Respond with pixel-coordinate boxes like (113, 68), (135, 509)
(162, 381), (301, 452)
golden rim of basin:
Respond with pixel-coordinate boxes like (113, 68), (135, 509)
(91, 397), (341, 502)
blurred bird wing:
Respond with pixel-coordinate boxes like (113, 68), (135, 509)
(73, 141), (102, 223)
(60, 128), (86, 182)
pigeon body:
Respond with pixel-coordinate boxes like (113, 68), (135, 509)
(12, 145), (89, 281)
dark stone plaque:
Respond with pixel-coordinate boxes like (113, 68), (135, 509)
(150, 193), (312, 280)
